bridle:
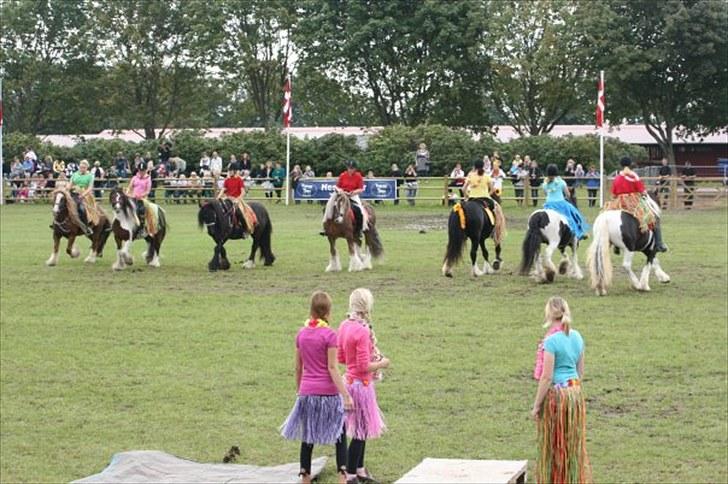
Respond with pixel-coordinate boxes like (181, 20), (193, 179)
(51, 191), (71, 233)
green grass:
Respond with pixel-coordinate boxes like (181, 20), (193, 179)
(1, 200), (726, 483)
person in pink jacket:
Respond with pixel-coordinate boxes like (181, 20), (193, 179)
(337, 288), (390, 484)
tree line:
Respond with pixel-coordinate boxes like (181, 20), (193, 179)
(1, 0), (725, 164)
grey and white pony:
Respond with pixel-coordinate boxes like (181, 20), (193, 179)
(109, 189), (167, 270)
(587, 198), (670, 296)
(519, 209), (584, 283)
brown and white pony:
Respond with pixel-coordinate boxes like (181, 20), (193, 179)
(109, 189), (167, 270)
(323, 189), (383, 272)
(46, 188), (111, 266)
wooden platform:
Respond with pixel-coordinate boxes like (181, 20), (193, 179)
(395, 458), (528, 484)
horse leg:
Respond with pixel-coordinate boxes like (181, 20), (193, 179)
(558, 248), (569, 275)
(218, 243), (229, 270)
(122, 239), (134, 265)
(243, 238), (258, 269)
(480, 238), (493, 275)
(348, 239), (364, 272)
(46, 232), (61, 266)
(471, 238), (484, 277)
(325, 237), (341, 272)
(209, 243), (220, 272)
(361, 243), (373, 270)
(621, 250), (642, 290)
(569, 240), (584, 280)
(543, 241), (558, 283)
(652, 256), (671, 283)
(113, 236), (126, 271)
(493, 243), (502, 271)
(67, 234), (80, 258)
(147, 237), (161, 268)
(638, 253), (654, 292)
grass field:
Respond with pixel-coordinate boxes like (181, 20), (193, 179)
(1, 199), (726, 483)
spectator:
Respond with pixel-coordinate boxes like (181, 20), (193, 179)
(415, 142), (430, 176)
(174, 174), (188, 203)
(404, 163), (418, 206)
(527, 157), (542, 207)
(657, 157), (672, 209)
(210, 151), (223, 180)
(133, 153), (145, 174)
(106, 166), (119, 190)
(199, 151), (211, 175)
(585, 164), (600, 207)
(38, 155), (53, 176)
(188, 171), (202, 201)
(681, 160), (696, 209)
(22, 155), (35, 175)
(260, 161), (274, 199)
(64, 160), (79, 177)
(272, 161), (286, 203)
(574, 163), (585, 188)
(53, 158), (65, 177)
(449, 163), (466, 199)
(115, 152), (130, 179)
(92, 161), (105, 199)
(290, 164), (303, 204)
(159, 141), (172, 165)
(227, 154), (238, 174)
(483, 155), (492, 175)
(171, 156), (187, 177)
(25, 146), (38, 164)
(240, 152), (252, 176)
(513, 161), (527, 207)
(490, 160), (506, 204)
(201, 171), (214, 198)
(390, 163), (402, 205)
(564, 159), (578, 206)
(148, 160), (158, 201)
(302, 165), (316, 204)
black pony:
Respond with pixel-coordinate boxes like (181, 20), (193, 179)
(442, 200), (503, 278)
(198, 199), (274, 271)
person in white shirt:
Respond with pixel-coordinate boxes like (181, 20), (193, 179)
(210, 151), (223, 180)
(199, 152), (211, 175)
(490, 160), (506, 203)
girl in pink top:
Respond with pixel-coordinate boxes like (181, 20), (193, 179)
(337, 288), (390, 484)
(281, 292), (353, 484)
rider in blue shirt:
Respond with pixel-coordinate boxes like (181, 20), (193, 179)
(542, 164), (590, 240)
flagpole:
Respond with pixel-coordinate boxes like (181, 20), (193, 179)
(0, 78), (4, 206)
(598, 70), (605, 208)
(284, 72), (291, 206)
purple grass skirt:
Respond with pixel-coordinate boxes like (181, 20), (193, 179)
(346, 379), (386, 440)
(280, 395), (345, 445)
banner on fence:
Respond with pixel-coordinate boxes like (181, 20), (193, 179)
(294, 179), (398, 200)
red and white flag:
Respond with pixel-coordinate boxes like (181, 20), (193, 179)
(282, 77), (292, 128)
(596, 75), (605, 129)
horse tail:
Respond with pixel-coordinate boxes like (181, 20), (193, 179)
(259, 209), (275, 266)
(197, 203), (207, 230)
(157, 206), (168, 234)
(519, 212), (545, 275)
(587, 212), (613, 295)
(443, 209), (467, 270)
(365, 224), (384, 259)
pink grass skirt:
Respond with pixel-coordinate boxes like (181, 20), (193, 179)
(345, 379), (385, 440)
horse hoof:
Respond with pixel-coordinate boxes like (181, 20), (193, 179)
(558, 261), (568, 275)
(45, 260), (56, 267)
(444, 272), (453, 278)
(545, 270), (555, 283)
(492, 260), (501, 271)
(242, 260), (255, 269)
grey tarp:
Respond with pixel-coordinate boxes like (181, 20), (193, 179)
(73, 450), (327, 483)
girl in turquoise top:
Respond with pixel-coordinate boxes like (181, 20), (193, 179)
(542, 164), (589, 240)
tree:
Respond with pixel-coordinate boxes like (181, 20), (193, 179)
(486, 0), (595, 136)
(91, 0), (219, 139)
(600, 0), (728, 164)
(216, 0), (295, 127)
(0, 0), (103, 134)
(295, 0), (491, 127)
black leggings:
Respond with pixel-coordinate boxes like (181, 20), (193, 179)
(347, 438), (366, 474)
(300, 426), (347, 475)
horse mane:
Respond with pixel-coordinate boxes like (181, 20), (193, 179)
(114, 189), (135, 219)
(51, 188), (83, 228)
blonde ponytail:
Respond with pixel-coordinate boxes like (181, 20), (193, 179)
(544, 296), (572, 335)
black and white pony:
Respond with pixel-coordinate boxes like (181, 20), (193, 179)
(197, 199), (274, 271)
(587, 200), (670, 295)
(442, 200), (502, 277)
(109, 189), (167, 270)
(519, 209), (584, 282)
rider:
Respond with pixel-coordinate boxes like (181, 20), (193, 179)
(322, 160), (369, 236)
(542, 164), (589, 240)
(126, 165), (152, 238)
(606, 156), (668, 252)
(462, 159), (495, 210)
(68, 159), (96, 236)
(217, 162), (251, 237)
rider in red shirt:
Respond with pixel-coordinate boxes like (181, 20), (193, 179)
(218, 163), (253, 235)
(323, 160), (369, 234)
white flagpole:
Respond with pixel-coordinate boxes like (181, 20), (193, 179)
(598, 70), (605, 208)
(0, 78), (4, 206)
(284, 73), (291, 206)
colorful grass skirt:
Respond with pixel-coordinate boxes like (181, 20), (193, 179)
(537, 386), (592, 484)
(345, 379), (386, 440)
(280, 395), (345, 445)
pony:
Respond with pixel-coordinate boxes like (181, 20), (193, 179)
(442, 199), (503, 277)
(587, 197), (670, 295)
(46, 188), (111, 266)
(109, 188), (167, 270)
(323, 189), (383, 272)
(519, 209), (584, 283)
(197, 199), (274, 271)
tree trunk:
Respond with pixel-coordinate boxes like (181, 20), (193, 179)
(144, 126), (156, 140)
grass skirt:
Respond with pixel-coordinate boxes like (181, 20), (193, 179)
(537, 386), (592, 484)
(346, 380), (386, 440)
(604, 193), (656, 232)
(280, 395), (345, 445)
(544, 200), (590, 239)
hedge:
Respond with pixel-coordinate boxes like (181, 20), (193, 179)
(2, 125), (647, 176)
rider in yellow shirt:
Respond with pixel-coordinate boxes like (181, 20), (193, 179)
(463, 160), (495, 210)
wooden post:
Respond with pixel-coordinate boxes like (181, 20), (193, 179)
(524, 176), (531, 206)
(443, 176), (449, 206)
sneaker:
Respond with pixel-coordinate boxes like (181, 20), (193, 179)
(356, 470), (380, 484)
(656, 243), (669, 253)
(319, 231), (326, 236)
